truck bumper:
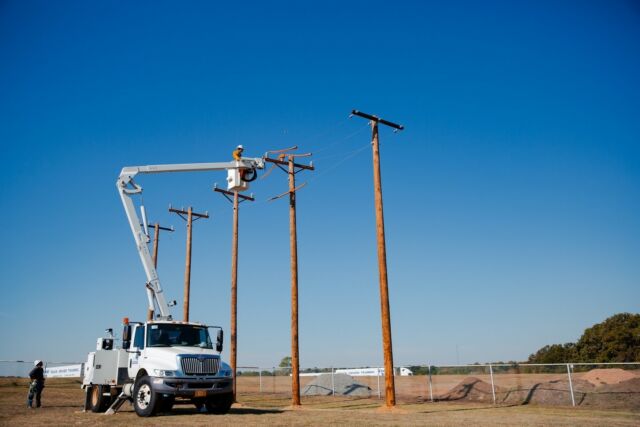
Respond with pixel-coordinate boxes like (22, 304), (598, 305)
(150, 376), (232, 398)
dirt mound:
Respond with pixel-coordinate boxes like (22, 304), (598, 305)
(504, 379), (595, 406)
(598, 376), (640, 393)
(437, 376), (639, 409)
(438, 377), (597, 406)
(302, 373), (371, 397)
(437, 377), (500, 403)
(581, 377), (640, 409)
(580, 368), (639, 386)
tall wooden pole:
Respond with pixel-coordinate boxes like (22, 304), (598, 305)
(148, 223), (160, 321)
(263, 152), (313, 408)
(183, 207), (193, 322)
(351, 109), (404, 408)
(370, 121), (395, 407)
(169, 206), (209, 322)
(289, 155), (301, 407)
(213, 186), (255, 402)
(230, 191), (239, 400)
(152, 223), (160, 268)
(146, 222), (173, 321)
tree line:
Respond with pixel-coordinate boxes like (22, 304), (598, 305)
(527, 313), (640, 363)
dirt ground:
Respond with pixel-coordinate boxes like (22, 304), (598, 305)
(1, 378), (639, 426)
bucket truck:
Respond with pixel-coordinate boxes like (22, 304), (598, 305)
(81, 156), (263, 416)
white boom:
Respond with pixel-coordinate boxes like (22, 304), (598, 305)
(116, 158), (264, 319)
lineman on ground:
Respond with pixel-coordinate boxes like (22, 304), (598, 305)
(27, 360), (45, 408)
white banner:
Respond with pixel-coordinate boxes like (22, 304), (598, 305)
(44, 364), (83, 378)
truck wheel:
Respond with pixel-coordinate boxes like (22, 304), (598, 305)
(133, 376), (159, 417)
(205, 393), (233, 414)
(89, 385), (111, 413)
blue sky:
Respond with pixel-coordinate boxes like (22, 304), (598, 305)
(1, 0), (638, 369)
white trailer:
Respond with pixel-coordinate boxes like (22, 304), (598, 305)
(335, 367), (413, 376)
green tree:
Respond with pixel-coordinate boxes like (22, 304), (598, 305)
(575, 313), (640, 362)
(528, 343), (576, 363)
(279, 356), (292, 368)
(528, 313), (640, 364)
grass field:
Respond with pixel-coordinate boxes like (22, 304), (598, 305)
(1, 378), (638, 426)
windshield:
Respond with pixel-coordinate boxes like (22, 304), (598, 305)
(147, 324), (213, 348)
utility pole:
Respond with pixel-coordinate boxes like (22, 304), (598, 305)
(351, 109), (404, 408)
(169, 206), (209, 322)
(213, 185), (254, 402)
(145, 222), (174, 320)
(265, 148), (314, 407)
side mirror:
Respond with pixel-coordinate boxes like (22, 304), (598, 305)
(216, 329), (223, 353)
(122, 325), (131, 350)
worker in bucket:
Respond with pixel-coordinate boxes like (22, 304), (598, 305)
(27, 360), (45, 408)
(232, 144), (246, 180)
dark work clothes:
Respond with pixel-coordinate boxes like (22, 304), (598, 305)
(27, 366), (45, 408)
(29, 367), (45, 385)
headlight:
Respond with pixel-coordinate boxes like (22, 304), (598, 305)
(153, 369), (177, 377)
(219, 369), (232, 377)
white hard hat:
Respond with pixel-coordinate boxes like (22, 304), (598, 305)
(237, 145), (244, 150)
(34, 360), (42, 366)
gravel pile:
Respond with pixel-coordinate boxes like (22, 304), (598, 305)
(302, 373), (372, 397)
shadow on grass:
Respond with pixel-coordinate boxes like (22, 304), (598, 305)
(231, 407), (284, 415)
(36, 404), (84, 409)
(157, 407), (284, 416)
(413, 403), (522, 415)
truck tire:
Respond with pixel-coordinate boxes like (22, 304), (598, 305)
(89, 385), (111, 413)
(205, 393), (233, 414)
(133, 376), (160, 417)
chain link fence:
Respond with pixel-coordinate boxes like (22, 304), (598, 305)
(236, 362), (640, 408)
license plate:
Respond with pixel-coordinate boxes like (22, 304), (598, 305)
(194, 390), (207, 397)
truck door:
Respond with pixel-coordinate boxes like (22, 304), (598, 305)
(128, 324), (145, 377)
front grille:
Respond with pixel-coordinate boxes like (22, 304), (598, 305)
(180, 356), (220, 375)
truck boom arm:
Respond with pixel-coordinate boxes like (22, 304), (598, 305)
(116, 158), (264, 319)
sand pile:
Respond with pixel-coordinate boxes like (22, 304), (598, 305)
(302, 373), (372, 397)
(580, 368), (639, 386)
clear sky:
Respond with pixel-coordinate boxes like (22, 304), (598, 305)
(1, 1), (639, 369)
